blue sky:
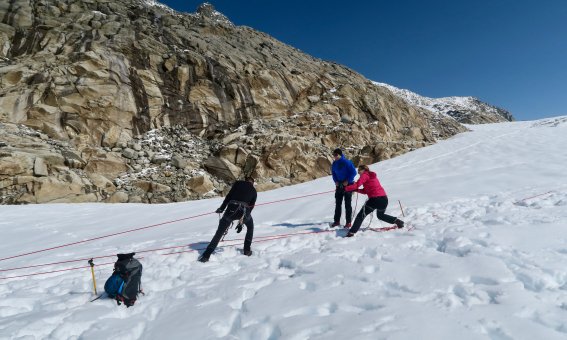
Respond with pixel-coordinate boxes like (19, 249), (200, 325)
(159, 0), (567, 120)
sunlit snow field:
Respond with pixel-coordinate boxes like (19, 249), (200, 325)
(1, 116), (567, 339)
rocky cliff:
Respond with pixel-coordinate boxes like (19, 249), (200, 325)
(0, 1), (497, 204)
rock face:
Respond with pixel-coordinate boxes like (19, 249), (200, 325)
(0, 123), (105, 203)
(0, 1), (505, 204)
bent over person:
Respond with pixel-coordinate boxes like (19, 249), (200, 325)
(199, 177), (257, 262)
(344, 165), (404, 237)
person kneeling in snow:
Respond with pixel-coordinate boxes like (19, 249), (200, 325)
(199, 176), (257, 262)
(344, 165), (404, 237)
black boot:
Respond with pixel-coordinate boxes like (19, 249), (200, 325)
(198, 252), (211, 262)
(345, 232), (355, 237)
(395, 219), (405, 229)
(243, 249), (252, 256)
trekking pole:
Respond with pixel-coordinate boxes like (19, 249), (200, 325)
(398, 200), (405, 217)
(88, 259), (97, 295)
(366, 214), (374, 230)
(352, 193), (359, 224)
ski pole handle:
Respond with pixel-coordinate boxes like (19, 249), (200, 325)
(88, 259), (97, 295)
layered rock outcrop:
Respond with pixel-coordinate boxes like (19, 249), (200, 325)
(0, 1), (498, 204)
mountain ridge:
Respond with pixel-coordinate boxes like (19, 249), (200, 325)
(373, 82), (513, 124)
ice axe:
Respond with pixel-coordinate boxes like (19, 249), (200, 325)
(88, 259), (97, 296)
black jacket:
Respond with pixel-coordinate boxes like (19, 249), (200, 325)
(219, 180), (257, 212)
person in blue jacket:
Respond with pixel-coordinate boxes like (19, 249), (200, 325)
(331, 148), (357, 228)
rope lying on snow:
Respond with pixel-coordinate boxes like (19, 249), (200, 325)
(0, 227), (359, 280)
(0, 229), (335, 274)
(0, 187), (555, 281)
(0, 190), (335, 263)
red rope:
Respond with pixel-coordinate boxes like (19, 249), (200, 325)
(254, 190), (334, 207)
(0, 242), (208, 273)
(162, 231), (335, 256)
(0, 222), (410, 281)
(0, 228), (334, 273)
(0, 212), (216, 263)
(0, 260), (117, 280)
(2, 186), (558, 273)
(515, 191), (553, 203)
(0, 254), (117, 273)
(0, 190), (335, 264)
(0, 227), (338, 280)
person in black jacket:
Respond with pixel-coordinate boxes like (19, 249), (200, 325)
(198, 177), (257, 263)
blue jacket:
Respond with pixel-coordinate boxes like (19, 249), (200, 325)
(331, 156), (357, 184)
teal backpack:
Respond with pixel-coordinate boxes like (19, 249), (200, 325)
(104, 253), (143, 307)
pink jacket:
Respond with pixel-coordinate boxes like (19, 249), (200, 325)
(345, 171), (387, 198)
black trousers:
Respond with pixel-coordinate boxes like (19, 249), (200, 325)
(203, 203), (254, 256)
(350, 196), (397, 233)
(334, 187), (353, 224)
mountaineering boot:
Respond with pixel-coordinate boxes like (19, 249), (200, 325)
(345, 232), (355, 237)
(198, 252), (211, 263)
(330, 222), (341, 228)
(344, 223), (352, 229)
(243, 249), (252, 256)
(394, 219), (405, 229)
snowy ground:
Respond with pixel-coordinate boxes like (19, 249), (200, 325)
(1, 116), (567, 339)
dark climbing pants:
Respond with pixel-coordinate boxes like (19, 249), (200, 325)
(334, 187), (353, 224)
(203, 203), (254, 256)
(350, 196), (397, 234)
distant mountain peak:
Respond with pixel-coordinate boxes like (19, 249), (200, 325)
(142, 0), (176, 13)
(373, 82), (513, 124)
(141, 1), (234, 26)
(196, 2), (217, 16)
(196, 2), (234, 26)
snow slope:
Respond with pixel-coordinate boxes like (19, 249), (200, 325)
(1, 117), (567, 339)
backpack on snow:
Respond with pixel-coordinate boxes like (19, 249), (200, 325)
(104, 253), (143, 307)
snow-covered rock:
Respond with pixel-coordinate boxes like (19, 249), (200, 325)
(374, 82), (514, 124)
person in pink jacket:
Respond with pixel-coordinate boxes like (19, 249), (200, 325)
(344, 165), (404, 237)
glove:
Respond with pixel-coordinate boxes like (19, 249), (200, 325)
(215, 207), (224, 214)
(342, 180), (348, 187)
(235, 223), (243, 233)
